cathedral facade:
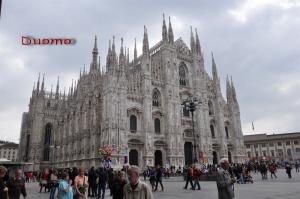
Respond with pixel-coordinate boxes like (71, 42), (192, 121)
(18, 17), (245, 170)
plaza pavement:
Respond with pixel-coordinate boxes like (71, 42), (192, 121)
(26, 169), (300, 199)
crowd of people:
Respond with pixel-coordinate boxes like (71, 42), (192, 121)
(0, 160), (299, 199)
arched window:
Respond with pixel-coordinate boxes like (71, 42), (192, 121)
(44, 123), (52, 145)
(225, 126), (229, 139)
(130, 115), (137, 132)
(152, 88), (161, 107)
(210, 125), (215, 138)
(179, 63), (188, 86)
(208, 101), (213, 115)
(47, 101), (51, 108)
(43, 123), (52, 161)
(154, 118), (161, 134)
(183, 106), (190, 117)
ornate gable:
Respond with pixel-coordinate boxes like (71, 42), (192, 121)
(175, 38), (191, 57)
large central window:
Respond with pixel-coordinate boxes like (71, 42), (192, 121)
(130, 115), (137, 132)
(154, 118), (161, 134)
(152, 88), (161, 107)
(179, 63), (188, 86)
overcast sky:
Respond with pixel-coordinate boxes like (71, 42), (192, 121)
(0, 0), (300, 143)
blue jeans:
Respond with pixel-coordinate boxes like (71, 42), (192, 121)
(193, 179), (201, 190)
(49, 186), (57, 199)
(97, 183), (106, 199)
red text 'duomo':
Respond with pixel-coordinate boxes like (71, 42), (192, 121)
(22, 36), (76, 46)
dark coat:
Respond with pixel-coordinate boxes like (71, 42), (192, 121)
(0, 178), (8, 199)
(6, 177), (27, 199)
(111, 179), (127, 199)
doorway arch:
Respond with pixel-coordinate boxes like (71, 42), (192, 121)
(213, 151), (218, 165)
(154, 150), (163, 166)
(228, 151), (232, 163)
(184, 142), (193, 166)
(129, 149), (138, 166)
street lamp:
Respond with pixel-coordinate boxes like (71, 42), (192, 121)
(50, 144), (60, 168)
(181, 96), (201, 163)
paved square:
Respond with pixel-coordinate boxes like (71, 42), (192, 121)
(25, 169), (300, 199)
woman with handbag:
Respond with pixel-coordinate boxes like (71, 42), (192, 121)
(74, 167), (89, 199)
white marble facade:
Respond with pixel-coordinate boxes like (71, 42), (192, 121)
(18, 16), (245, 170)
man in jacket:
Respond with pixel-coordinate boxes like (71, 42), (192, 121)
(7, 169), (27, 199)
(184, 164), (195, 190)
(216, 158), (235, 199)
(123, 166), (153, 199)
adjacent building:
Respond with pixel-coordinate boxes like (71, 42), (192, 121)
(18, 16), (245, 170)
(0, 142), (19, 161)
(244, 133), (300, 162)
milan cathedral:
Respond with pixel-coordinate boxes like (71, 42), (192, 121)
(18, 16), (245, 170)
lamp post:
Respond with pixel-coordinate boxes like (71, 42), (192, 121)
(50, 144), (60, 168)
(182, 96), (201, 163)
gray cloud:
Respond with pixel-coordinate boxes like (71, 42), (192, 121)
(0, 0), (300, 142)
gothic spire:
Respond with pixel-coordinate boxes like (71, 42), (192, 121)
(127, 48), (130, 64)
(83, 64), (86, 76)
(90, 35), (98, 71)
(36, 73), (40, 93)
(106, 39), (112, 72)
(41, 73), (45, 92)
(195, 28), (201, 55)
(231, 76), (237, 102)
(50, 84), (53, 97)
(190, 26), (196, 54)
(168, 16), (174, 45)
(226, 75), (232, 102)
(112, 36), (118, 67)
(71, 79), (73, 96)
(63, 87), (66, 100)
(143, 26), (149, 57)
(80, 68), (82, 79)
(112, 36), (116, 54)
(119, 38), (125, 70)
(162, 14), (168, 43)
(212, 52), (218, 81)
(134, 38), (137, 62)
(55, 76), (59, 99)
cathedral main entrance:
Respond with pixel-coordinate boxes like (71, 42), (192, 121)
(129, 149), (138, 166)
(184, 142), (193, 165)
(154, 150), (162, 166)
(228, 151), (232, 163)
(213, 151), (218, 165)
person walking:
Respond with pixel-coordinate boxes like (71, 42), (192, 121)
(57, 172), (73, 199)
(88, 167), (97, 197)
(97, 167), (107, 199)
(6, 169), (27, 199)
(184, 164), (195, 190)
(49, 170), (59, 199)
(148, 167), (156, 191)
(154, 165), (164, 191)
(193, 166), (201, 190)
(268, 163), (277, 179)
(123, 166), (153, 199)
(0, 166), (8, 199)
(74, 167), (89, 199)
(111, 171), (127, 199)
(285, 164), (292, 178)
(216, 158), (236, 199)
